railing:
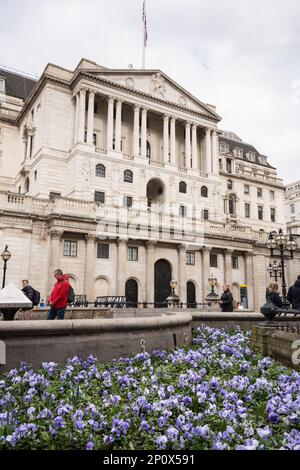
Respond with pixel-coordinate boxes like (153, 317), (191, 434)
(123, 153), (135, 160)
(95, 147), (107, 154)
(149, 160), (164, 167)
(178, 166), (187, 173)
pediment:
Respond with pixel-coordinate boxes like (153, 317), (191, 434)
(85, 69), (220, 120)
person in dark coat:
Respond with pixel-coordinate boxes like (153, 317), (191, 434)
(220, 284), (234, 312)
(287, 275), (300, 310)
(266, 282), (282, 308)
(21, 279), (35, 302)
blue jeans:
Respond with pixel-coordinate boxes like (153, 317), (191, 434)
(47, 306), (66, 320)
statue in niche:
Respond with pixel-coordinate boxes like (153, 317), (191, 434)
(152, 72), (166, 98)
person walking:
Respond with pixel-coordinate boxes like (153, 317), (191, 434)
(21, 279), (35, 302)
(287, 275), (300, 310)
(220, 284), (234, 312)
(47, 269), (70, 320)
(266, 282), (282, 308)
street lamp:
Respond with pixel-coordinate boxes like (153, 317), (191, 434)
(1, 245), (11, 289)
(170, 279), (177, 296)
(265, 229), (297, 307)
(267, 260), (282, 282)
(208, 273), (217, 295)
(167, 279), (180, 308)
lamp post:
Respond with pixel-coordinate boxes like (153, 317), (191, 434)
(1, 245), (11, 289)
(267, 260), (282, 282)
(167, 279), (180, 308)
(208, 273), (217, 296)
(170, 279), (177, 296)
(266, 229), (297, 307)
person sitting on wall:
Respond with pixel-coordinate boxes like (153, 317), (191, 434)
(266, 282), (282, 309)
(21, 279), (35, 303)
(287, 275), (300, 310)
(219, 284), (234, 312)
(47, 269), (70, 320)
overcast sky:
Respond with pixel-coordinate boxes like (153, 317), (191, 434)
(1, 0), (299, 183)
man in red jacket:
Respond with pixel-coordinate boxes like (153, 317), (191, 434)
(47, 269), (70, 320)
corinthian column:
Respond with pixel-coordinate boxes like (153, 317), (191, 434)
(205, 128), (212, 173)
(146, 241), (156, 304)
(117, 239), (127, 295)
(224, 249), (233, 287)
(202, 246), (211, 299)
(211, 130), (219, 174)
(115, 100), (122, 152)
(178, 244), (187, 304)
(163, 115), (169, 163)
(74, 93), (79, 144)
(170, 117), (176, 164)
(185, 122), (191, 168)
(87, 91), (95, 145)
(191, 124), (198, 169)
(85, 234), (96, 301)
(141, 108), (147, 158)
(245, 252), (255, 310)
(133, 105), (140, 156)
(78, 89), (86, 143)
(106, 97), (114, 150)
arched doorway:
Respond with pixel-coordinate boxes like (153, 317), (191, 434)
(146, 178), (164, 208)
(187, 281), (196, 308)
(154, 259), (171, 307)
(125, 279), (138, 307)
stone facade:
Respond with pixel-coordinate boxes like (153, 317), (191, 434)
(0, 59), (298, 310)
(285, 180), (300, 235)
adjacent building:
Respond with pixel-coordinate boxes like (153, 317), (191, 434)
(0, 59), (296, 310)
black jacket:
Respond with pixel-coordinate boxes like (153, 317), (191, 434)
(287, 280), (300, 310)
(22, 285), (34, 302)
(266, 290), (283, 308)
(220, 291), (233, 312)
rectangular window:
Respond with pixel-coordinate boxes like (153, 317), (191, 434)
(210, 254), (218, 268)
(245, 203), (250, 218)
(201, 209), (209, 220)
(179, 205), (186, 217)
(270, 208), (276, 222)
(97, 243), (109, 259)
(94, 191), (105, 203)
(123, 196), (133, 208)
(64, 240), (77, 257)
(270, 190), (274, 200)
(232, 255), (239, 269)
(49, 191), (61, 200)
(244, 184), (250, 195)
(93, 133), (97, 146)
(290, 204), (295, 214)
(29, 135), (33, 157)
(34, 170), (37, 181)
(186, 252), (195, 265)
(128, 246), (138, 261)
(257, 188), (262, 198)
(258, 205), (263, 220)
(226, 158), (232, 173)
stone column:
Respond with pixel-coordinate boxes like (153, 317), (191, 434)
(163, 114), (169, 163)
(106, 96), (114, 150)
(202, 246), (211, 298)
(133, 105), (140, 156)
(78, 89), (86, 143)
(48, 230), (63, 294)
(178, 244), (187, 304)
(224, 249), (233, 287)
(85, 234), (96, 301)
(211, 130), (219, 174)
(245, 252), (255, 310)
(205, 128), (212, 173)
(74, 92), (79, 144)
(87, 91), (95, 145)
(117, 239), (127, 296)
(115, 100), (122, 152)
(185, 122), (191, 168)
(26, 134), (32, 160)
(141, 108), (147, 158)
(146, 241), (156, 304)
(170, 117), (176, 165)
(191, 124), (198, 170)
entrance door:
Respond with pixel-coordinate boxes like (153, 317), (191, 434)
(125, 279), (138, 307)
(154, 259), (171, 307)
(187, 281), (196, 308)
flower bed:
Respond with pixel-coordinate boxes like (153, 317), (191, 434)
(0, 325), (299, 450)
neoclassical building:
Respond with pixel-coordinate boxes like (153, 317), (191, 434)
(0, 59), (297, 310)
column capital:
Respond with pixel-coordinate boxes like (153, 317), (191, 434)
(88, 89), (95, 96)
(163, 114), (170, 120)
(170, 116), (176, 122)
(134, 104), (140, 111)
(202, 246), (212, 254)
(146, 240), (157, 248)
(117, 238), (128, 245)
(185, 121), (191, 128)
(206, 127), (212, 134)
(108, 95), (115, 103)
(245, 251), (255, 258)
(225, 248), (234, 255)
(116, 99), (123, 105)
(178, 243), (187, 253)
(49, 229), (63, 240)
(141, 107), (148, 114)
(192, 123), (197, 130)
(85, 234), (97, 243)
(79, 88), (87, 95)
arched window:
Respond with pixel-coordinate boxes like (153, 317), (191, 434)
(124, 169), (133, 183)
(25, 177), (30, 193)
(95, 164), (105, 177)
(227, 179), (233, 190)
(179, 181), (187, 193)
(146, 141), (151, 159)
(229, 194), (236, 215)
(201, 186), (208, 198)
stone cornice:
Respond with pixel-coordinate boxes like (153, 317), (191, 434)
(71, 71), (220, 123)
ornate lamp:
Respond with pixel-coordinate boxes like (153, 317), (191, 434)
(1, 245), (11, 289)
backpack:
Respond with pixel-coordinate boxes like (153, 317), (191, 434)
(67, 285), (75, 305)
(32, 289), (41, 306)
